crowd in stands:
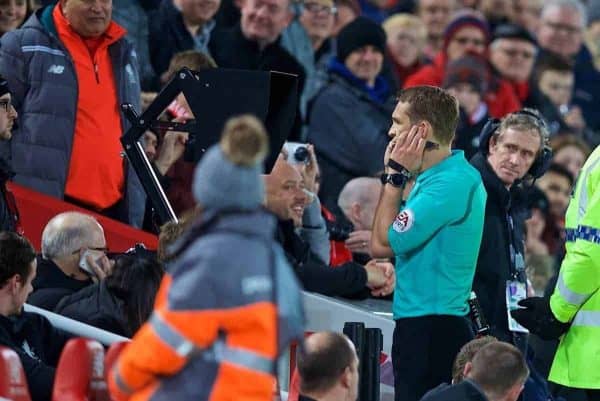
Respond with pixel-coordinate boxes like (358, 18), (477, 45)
(0, 0), (596, 400)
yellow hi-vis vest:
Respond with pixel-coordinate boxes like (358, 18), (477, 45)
(549, 145), (600, 389)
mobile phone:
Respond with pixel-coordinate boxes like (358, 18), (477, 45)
(78, 250), (100, 278)
(425, 141), (440, 150)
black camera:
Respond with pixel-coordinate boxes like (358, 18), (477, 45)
(327, 220), (354, 242)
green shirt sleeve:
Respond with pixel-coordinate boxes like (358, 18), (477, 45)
(387, 176), (472, 256)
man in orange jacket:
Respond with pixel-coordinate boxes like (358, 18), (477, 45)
(109, 115), (305, 401)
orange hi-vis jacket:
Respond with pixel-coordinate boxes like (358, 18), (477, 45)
(109, 210), (304, 401)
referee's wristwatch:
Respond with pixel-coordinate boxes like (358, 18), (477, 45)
(380, 172), (410, 188)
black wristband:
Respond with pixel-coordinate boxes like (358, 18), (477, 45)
(388, 158), (408, 173)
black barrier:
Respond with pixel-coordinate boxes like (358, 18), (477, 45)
(343, 322), (382, 401)
(120, 67), (299, 225)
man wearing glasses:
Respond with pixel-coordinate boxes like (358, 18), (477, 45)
(537, 0), (600, 135)
(28, 211), (113, 311)
(0, 75), (20, 233)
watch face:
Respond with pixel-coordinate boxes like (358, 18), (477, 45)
(389, 174), (407, 187)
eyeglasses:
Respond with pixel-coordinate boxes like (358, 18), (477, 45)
(452, 36), (487, 48)
(71, 246), (110, 255)
(304, 2), (337, 15)
(0, 100), (12, 112)
(543, 21), (581, 35)
(499, 47), (536, 60)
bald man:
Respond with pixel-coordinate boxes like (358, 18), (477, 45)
(338, 177), (382, 257)
(28, 212), (113, 310)
(297, 332), (360, 401)
(265, 156), (395, 298)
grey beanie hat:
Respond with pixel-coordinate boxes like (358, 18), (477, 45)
(192, 115), (269, 211)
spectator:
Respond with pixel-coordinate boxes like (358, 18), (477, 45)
(585, 0), (600, 70)
(470, 109), (549, 346)
(331, 0), (359, 36)
(525, 254), (555, 296)
(0, 0), (29, 36)
(338, 177), (381, 259)
(282, 0), (337, 121)
(0, 75), (20, 232)
(478, 0), (513, 31)
(537, 0), (600, 134)
(149, 0), (220, 81)
(550, 133), (591, 179)
(421, 342), (529, 401)
(110, 115), (305, 401)
(532, 51), (590, 139)
(156, 206), (200, 263)
(208, 0), (305, 140)
(0, 0), (143, 226)
(297, 332), (359, 401)
(371, 86), (487, 401)
(404, 9), (521, 118)
(28, 212), (112, 311)
(511, 0), (543, 35)
(416, 0), (455, 58)
(308, 17), (394, 216)
(536, 163), (573, 257)
(113, 0), (159, 91)
(442, 53), (490, 159)
(54, 253), (163, 337)
(451, 336), (499, 384)
(489, 24), (538, 104)
(383, 13), (428, 85)
(265, 155), (395, 298)
(0, 232), (70, 401)
(359, 0), (386, 24)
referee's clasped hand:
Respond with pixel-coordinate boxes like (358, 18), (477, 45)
(388, 124), (427, 173)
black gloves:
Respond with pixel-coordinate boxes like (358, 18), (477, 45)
(510, 297), (571, 341)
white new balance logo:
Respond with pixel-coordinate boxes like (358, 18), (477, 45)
(47, 64), (64, 74)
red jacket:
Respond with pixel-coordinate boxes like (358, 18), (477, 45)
(404, 52), (521, 118)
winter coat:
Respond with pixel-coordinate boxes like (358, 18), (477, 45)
(54, 281), (131, 337)
(0, 312), (70, 401)
(0, 6), (143, 225)
(307, 60), (395, 215)
(28, 257), (93, 312)
(470, 152), (529, 343)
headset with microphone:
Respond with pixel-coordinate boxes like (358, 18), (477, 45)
(478, 108), (553, 180)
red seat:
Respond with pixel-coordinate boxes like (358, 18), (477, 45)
(104, 342), (128, 384)
(0, 346), (31, 401)
(287, 367), (301, 401)
(52, 338), (110, 401)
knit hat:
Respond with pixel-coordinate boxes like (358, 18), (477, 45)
(492, 23), (537, 46)
(442, 53), (489, 94)
(192, 115), (269, 211)
(337, 16), (387, 62)
(443, 10), (491, 51)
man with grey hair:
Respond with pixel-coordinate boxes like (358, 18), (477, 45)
(338, 177), (381, 257)
(536, 0), (600, 133)
(28, 212), (113, 311)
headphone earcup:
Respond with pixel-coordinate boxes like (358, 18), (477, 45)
(478, 118), (501, 155)
(528, 146), (553, 179)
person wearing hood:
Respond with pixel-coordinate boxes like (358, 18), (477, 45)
(404, 9), (521, 118)
(307, 16), (395, 217)
(109, 115), (305, 401)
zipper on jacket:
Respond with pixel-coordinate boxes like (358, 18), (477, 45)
(94, 63), (99, 83)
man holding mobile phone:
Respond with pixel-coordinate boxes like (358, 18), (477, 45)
(371, 86), (487, 401)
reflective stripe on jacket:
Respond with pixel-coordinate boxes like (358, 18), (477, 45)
(549, 145), (600, 389)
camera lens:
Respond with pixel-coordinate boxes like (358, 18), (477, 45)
(294, 146), (309, 163)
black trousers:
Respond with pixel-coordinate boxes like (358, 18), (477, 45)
(588, 390), (600, 401)
(392, 315), (474, 401)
